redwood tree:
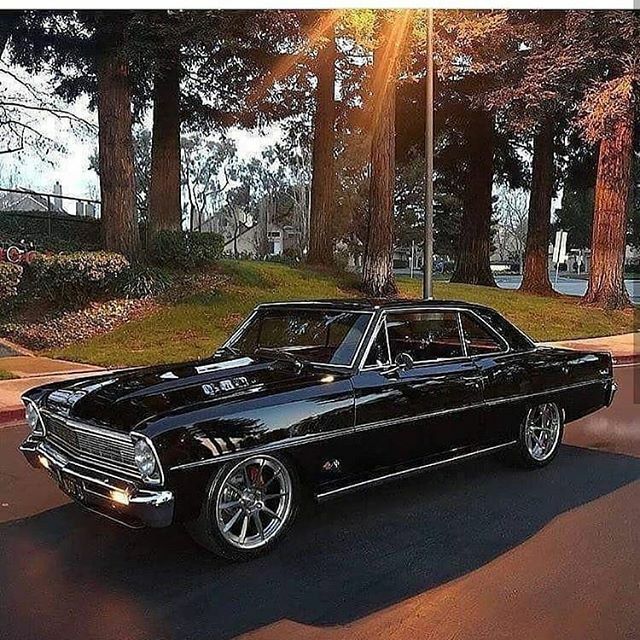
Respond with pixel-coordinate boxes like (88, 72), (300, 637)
(582, 78), (634, 309)
(362, 16), (400, 297)
(96, 14), (139, 258)
(307, 29), (336, 266)
(148, 42), (181, 233)
(450, 109), (496, 286)
(520, 116), (555, 295)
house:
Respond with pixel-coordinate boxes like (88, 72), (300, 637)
(223, 222), (302, 258)
(0, 183), (68, 215)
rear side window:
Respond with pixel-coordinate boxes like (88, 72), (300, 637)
(473, 309), (534, 351)
(386, 311), (463, 362)
(460, 313), (505, 355)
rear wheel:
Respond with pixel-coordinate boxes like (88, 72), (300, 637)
(187, 454), (298, 561)
(513, 402), (563, 468)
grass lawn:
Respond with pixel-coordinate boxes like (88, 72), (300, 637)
(49, 260), (635, 368)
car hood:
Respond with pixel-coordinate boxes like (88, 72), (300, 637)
(40, 355), (325, 432)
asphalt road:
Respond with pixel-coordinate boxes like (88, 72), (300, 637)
(494, 274), (639, 304)
(395, 270), (640, 304)
(0, 365), (638, 640)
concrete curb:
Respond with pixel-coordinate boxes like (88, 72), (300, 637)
(0, 407), (24, 427)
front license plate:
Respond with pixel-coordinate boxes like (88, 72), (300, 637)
(59, 474), (85, 501)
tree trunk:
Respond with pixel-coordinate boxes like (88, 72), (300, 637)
(450, 110), (496, 286)
(148, 46), (182, 234)
(307, 31), (336, 267)
(96, 18), (139, 259)
(583, 91), (634, 310)
(521, 116), (555, 295)
(362, 21), (398, 297)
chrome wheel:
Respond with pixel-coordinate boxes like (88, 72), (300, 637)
(524, 403), (561, 461)
(215, 455), (293, 550)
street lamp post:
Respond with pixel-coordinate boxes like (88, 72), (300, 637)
(423, 8), (434, 300)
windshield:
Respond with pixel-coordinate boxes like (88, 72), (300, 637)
(227, 308), (373, 366)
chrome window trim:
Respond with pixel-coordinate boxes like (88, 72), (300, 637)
(315, 440), (518, 500)
(359, 311), (391, 370)
(456, 311), (468, 358)
(170, 377), (609, 472)
(130, 431), (165, 485)
(221, 305), (376, 370)
(358, 306), (507, 371)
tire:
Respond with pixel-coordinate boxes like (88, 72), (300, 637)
(187, 453), (299, 561)
(6, 246), (21, 263)
(513, 402), (564, 468)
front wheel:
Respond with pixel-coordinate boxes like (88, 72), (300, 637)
(187, 453), (298, 561)
(513, 402), (564, 468)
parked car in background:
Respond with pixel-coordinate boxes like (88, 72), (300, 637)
(20, 299), (616, 561)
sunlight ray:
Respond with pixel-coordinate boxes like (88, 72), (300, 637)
(249, 10), (343, 107)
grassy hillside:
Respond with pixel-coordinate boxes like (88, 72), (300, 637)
(49, 261), (634, 368)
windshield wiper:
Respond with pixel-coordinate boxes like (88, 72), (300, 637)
(254, 347), (306, 372)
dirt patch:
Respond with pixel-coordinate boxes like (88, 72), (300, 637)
(1, 298), (159, 350)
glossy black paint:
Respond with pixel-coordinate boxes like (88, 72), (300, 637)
(21, 299), (616, 527)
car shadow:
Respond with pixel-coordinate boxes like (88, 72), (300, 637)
(2, 445), (640, 640)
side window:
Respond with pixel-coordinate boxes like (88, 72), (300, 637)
(386, 311), (463, 362)
(364, 324), (391, 367)
(460, 313), (504, 355)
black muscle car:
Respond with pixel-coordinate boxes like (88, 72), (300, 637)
(20, 299), (617, 560)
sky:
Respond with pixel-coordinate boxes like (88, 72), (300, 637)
(0, 59), (276, 202)
(1, 51), (561, 227)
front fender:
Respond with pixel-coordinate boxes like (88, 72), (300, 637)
(145, 377), (355, 521)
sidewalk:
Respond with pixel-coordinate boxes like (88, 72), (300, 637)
(0, 355), (104, 426)
(543, 332), (639, 364)
(0, 333), (637, 427)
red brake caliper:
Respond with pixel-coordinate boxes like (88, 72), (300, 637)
(248, 464), (263, 488)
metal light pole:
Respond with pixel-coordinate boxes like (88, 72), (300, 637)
(423, 8), (434, 300)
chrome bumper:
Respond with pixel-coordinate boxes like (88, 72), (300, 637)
(606, 379), (618, 407)
(20, 436), (174, 528)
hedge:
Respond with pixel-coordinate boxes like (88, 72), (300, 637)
(151, 230), (224, 269)
(27, 251), (130, 304)
(0, 263), (22, 301)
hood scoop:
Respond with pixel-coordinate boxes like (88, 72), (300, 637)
(46, 389), (88, 415)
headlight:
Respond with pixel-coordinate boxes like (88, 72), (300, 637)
(25, 401), (44, 434)
(133, 438), (159, 481)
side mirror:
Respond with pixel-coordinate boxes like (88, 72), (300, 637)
(394, 352), (414, 371)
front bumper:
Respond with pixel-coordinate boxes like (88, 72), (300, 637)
(606, 379), (618, 407)
(20, 436), (174, 528)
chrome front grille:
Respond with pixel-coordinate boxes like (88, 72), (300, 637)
(43, 414), (138, 476)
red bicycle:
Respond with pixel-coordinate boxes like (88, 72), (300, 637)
(0, 240), (37, 264)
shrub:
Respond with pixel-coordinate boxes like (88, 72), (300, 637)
(0, 263), (23, 301)
(116, 264), (173, 299)
(27, 251), (130, 304)
(151, 230), (224, 269)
